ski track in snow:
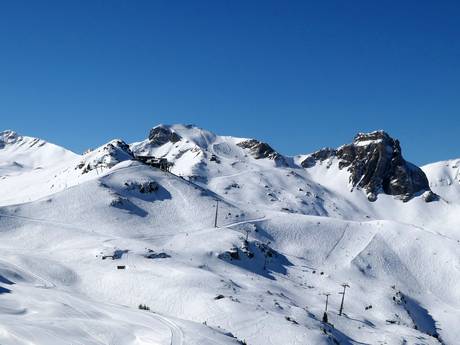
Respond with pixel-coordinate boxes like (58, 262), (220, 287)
(0, 258), (56, 289)
(149, 312), (184, 345)
(324, 224), (349, 261)
(222, 216), (267, 228)
(0, 255), (185, 345)
(0, 211), (108, 239)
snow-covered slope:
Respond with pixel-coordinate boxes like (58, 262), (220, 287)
(423, 158), (460, 203)
(0, 125), (459, 345)
(0, 130), (79, 206)
(0, 130), (77, 168)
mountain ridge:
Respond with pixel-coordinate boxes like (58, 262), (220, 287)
(3, 124), (457, 171)
(1, 124), (453, 207)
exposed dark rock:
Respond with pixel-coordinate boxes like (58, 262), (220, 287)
(237, 139), (286, 165)
(0, 131), (47, 150)
(124, 180), (159, 193)
(224, 183), (240, 190)
(228, 247), (240, 260)
(210, 154), (221, 163)
(256, 241), (274, 258)
(0, 130), (19, 148)
(109, 196), (128, 207)
(138, 304), (150, 310)
(187, 175), (208, 184)
(301, 131), (435, 202)
(422, 191), (439, 202)
(301, 147), (336, 168)
(218, 246), (243, 261)
(219, 240), (292, 279)
(100, 249), (129, 260)
(109, 195), (148, 217)
(144, 249), (171, 259)
(106, 140), (133, 156)
(76, 139), (133, 174)
(148, 125), (182, 146)
(241, 240), (254, 258)
(285, 316), (299, 324)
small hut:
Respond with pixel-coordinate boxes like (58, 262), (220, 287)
(134, 155), (170, 172)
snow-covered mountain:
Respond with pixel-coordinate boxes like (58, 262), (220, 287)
(0, 125), (459, 345)
(423, 158), (460, 204)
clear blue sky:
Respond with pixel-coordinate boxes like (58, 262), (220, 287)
(1, 0), (459, 164)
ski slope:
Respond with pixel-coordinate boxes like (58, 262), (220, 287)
(0, 126), (459, 345)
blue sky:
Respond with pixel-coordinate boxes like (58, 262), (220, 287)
(0, 0), (459, 164)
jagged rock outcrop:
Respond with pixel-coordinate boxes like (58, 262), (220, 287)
(76, 139), (133, 174)
(148, 125), (182, 146)
(0, 130), (45, 150)
(0, 130), (18, 148)
(237, 139), (286, 165)
(124, 180), (159, 193)
(301, 131), (436, 202)
(0, 130), (59, 159)
(301, 147), (336, 168)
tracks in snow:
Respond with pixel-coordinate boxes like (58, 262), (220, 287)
(222, 216), (266, 228)
(0, 212), (184, 345)
(148, 312), (184, 345)
(0, 258), (56, 289)
(0, 211), (109, 239)
(324, 224), (349, 261)
(0, 255), (184, 345)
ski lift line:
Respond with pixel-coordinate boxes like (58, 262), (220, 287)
(214, 199), (219, 228)
(339, 283), (350, 316)
(323, 293), (331, 312)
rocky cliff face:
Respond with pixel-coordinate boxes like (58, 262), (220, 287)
(302, 131), (436, 202)
(148, 125), (182, 146)
(237, 139), (287, 165)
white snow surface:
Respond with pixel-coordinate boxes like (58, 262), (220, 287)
(0, 125), (459, 345)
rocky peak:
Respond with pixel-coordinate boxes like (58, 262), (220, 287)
(0, 130), (49, 151)
(0, 130), (19, 147)
(301, 147), (336, 167)
(103, 139), (133, 158)
(237, 139), (286, 165)
(302, 131), (436, 202)
(148, 125), (182, 146)
(76, 139), (133, 174)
